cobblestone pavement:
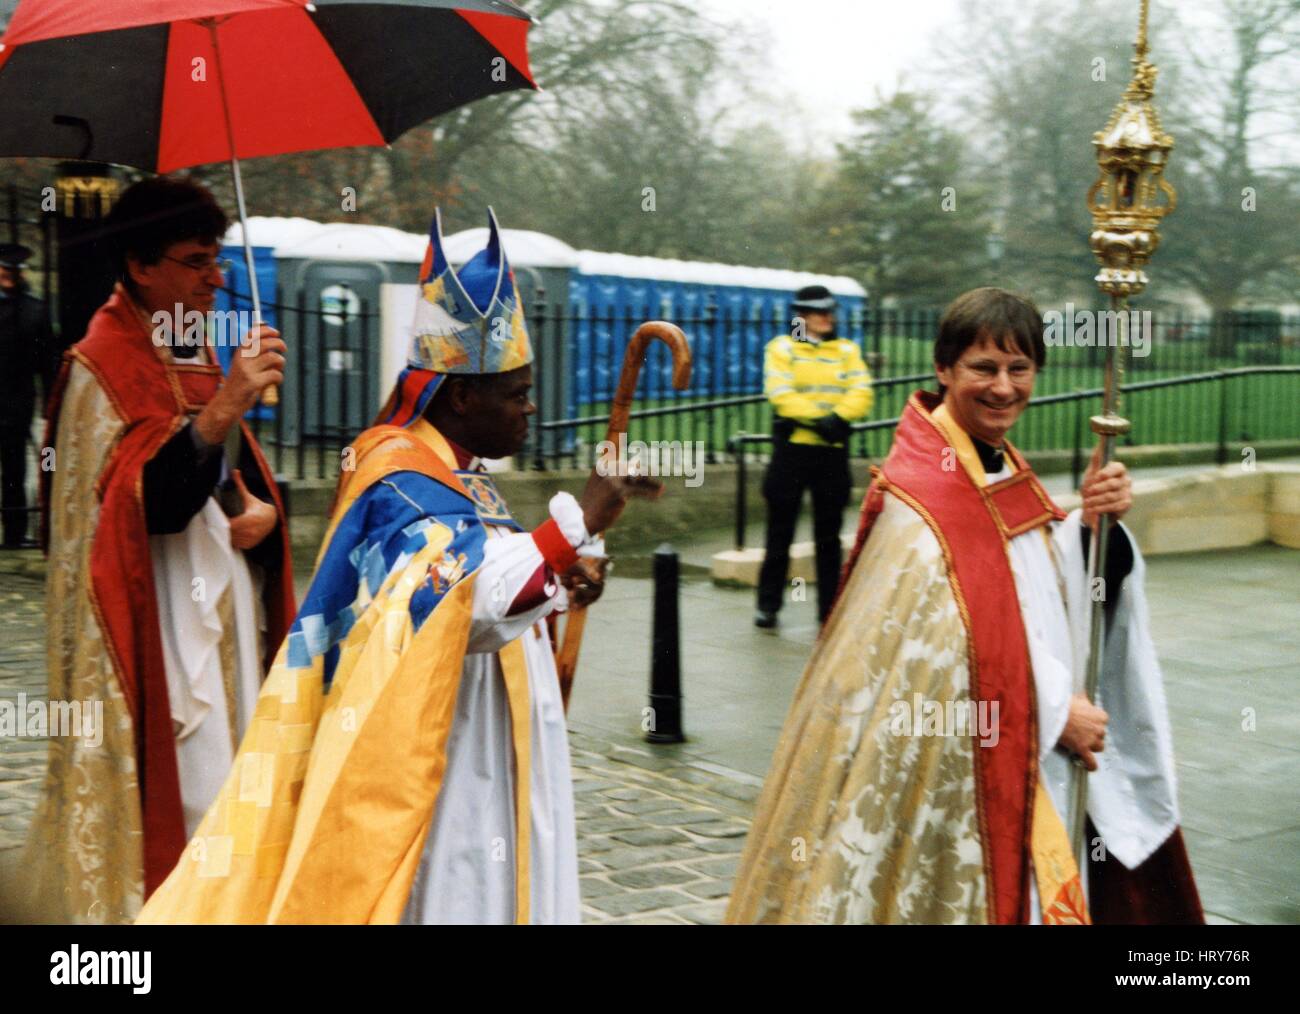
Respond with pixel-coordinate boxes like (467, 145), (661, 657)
(0, 552), (757, 923)
(566, 725), (759, 924)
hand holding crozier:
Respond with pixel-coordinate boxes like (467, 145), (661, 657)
(1059, 693), (1109, 772)
(579, 465), (664, 536)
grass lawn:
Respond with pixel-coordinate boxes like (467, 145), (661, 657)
(554, 335), (1300, 461)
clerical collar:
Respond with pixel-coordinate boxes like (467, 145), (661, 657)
(120, 284), (207, 363)
(971, 436), (1005, 475)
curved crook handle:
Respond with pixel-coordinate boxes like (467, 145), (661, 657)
(603, 321), (692, 445)
(558, 321), (691, 711)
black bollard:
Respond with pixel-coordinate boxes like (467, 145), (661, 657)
(646, 543), (685, 744)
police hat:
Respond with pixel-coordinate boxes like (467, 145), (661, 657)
(791, 284), (837, 312)
(0, 243), (32, 269)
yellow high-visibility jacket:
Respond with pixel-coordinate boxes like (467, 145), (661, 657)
(763, 334), (874, 447)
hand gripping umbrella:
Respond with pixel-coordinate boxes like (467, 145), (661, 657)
(0, 0), (538, 404)
(555, 321), (692, 710)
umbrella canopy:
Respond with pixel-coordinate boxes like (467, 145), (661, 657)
(0, 0), (537, 172)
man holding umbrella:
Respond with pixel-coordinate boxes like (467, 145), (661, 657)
(24, 176), (296, 923)
(755, 284), (873, 628)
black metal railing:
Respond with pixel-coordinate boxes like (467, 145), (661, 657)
(725, 366), (1300, 549)
(525, 301), (1298, 472)
(220, 286), (377, 483)
(40, 271), (1300, 488)
(216, 288), (1298, 485)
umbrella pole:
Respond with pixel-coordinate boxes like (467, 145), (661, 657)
(227, 155), (262, 325)
(208, 19), (277, 406)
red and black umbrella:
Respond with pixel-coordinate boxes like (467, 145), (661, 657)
(0, 0), (537, 330)
(0, 0), (536, 172)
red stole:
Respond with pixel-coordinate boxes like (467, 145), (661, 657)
(42, 286), (296, 897)
(840, 391), (1064, 923)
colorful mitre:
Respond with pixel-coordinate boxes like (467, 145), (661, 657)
(378, 207), (534, 428)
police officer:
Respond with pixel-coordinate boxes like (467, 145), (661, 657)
(0, 243), (57, 548)
(755, 284), (872, 627)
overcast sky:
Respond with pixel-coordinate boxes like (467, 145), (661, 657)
(692, 1), (1276, 149)
(697, 0), (965, 136)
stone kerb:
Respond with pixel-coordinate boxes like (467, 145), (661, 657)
(1264, 464), (1300, 549)
(1122, 465), (1289, 555)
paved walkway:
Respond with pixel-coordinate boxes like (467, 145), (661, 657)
(0, 560), (48, 858)
(569, 541), (1300, 925)
(566, 726), (760, 924)
(2, 529), (1297, 924)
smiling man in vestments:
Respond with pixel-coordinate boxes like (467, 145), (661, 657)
(727, 286), (1203, 925)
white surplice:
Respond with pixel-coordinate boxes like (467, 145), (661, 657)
(150, 498), (264, 838)
(987, 458), (1180, 921)
(401, 496), (586, 925)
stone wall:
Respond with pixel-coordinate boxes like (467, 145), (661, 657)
(1121, 463), (1300, 554)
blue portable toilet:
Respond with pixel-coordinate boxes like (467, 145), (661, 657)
(569, 251), (868, 414)
(273, 223), (426, 444)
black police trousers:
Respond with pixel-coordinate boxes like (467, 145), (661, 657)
(0, 424), (28, 548)
(756, 438), (852, 621)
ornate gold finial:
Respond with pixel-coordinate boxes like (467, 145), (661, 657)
(1070, 0), (1176, 868)
(1086, 0), (1175, 297)
(1126, 0), (1156, 101)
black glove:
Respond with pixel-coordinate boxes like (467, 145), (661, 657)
(813, 413), (852, 444)
(772, 416), (796, 442)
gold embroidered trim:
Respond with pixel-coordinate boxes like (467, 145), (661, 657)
(217, 583), (240, 754)
(875, 476), (994, 925)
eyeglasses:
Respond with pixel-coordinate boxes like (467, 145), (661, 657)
(161, 254), (233, 274)
(955, 359), (1037, 382)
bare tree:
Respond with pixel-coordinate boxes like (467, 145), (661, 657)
(220, 0), (741, 232)
(928, 0), (1138, 304)
(1158, 0), (1300, 345)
